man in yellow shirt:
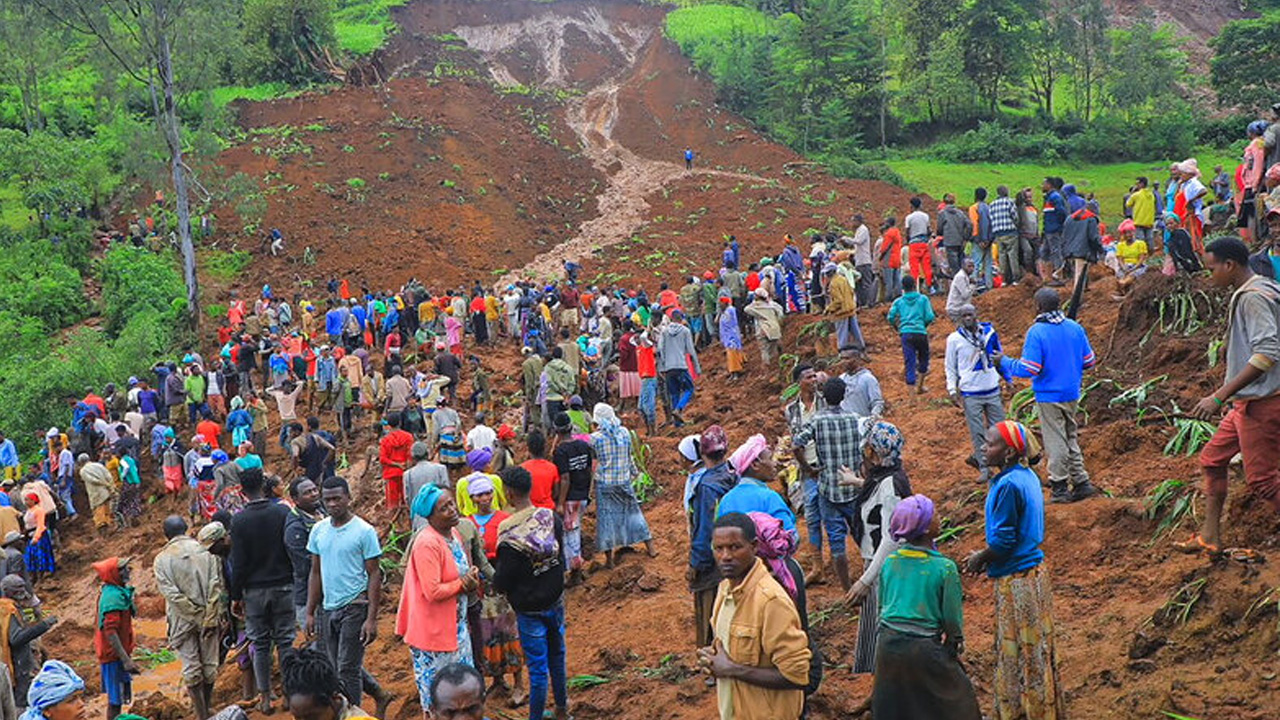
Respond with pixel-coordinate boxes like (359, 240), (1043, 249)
(1125, 176), (1158, 253)
(699, 513), (810, 720)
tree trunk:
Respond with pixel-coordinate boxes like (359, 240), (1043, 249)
(157, 21), (198, 331)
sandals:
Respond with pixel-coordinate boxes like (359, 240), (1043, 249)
(1171, 534), (1222, 557)
(1224, 547), (1264, 563)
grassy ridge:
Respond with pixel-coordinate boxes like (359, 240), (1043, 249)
(888, 153), (1237, 228)
(334, 0), (409, 55)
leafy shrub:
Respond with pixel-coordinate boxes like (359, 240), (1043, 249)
(0, 241), (83, 331)
(99, 247), (186, 336)
(204, 250), (252, 281)
(240, 0), (338, 84)
(820, 155), (917, 191)
(932, 121), (1068, 163)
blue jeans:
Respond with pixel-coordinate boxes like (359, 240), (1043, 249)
(817, 493), (856, 558)
(882, 267), (901, 300)
(517, 604), (568, 720)
(900, 333), (930, 385)
(638, 377), (658, 425)
(664, 369), (694, 413)
(803, 476), (822, 551)
(971, 242), (993, 288)
(833, 315), (865, 353)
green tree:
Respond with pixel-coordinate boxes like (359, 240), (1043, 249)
(1210, 13), (1280, 110)
(1063, 0), (1109, 121)
(1106, 16), (1186, 114)
(768, 0), (886, 153)
(1025, 6), (1071, 117)
(241, 0), (338, 84)
(0, 0), (72, 132)
(961, 0), (1034, 114)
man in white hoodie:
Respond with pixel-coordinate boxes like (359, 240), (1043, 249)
(945, 304), (1011, 481)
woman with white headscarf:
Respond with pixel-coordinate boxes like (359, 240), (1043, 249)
(589, 404), (656, 567)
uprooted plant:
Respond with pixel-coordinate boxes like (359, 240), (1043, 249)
(1140, 289), (1222, 346)
(1153, 577), (1208, 627)
(1164, 418), (1217, 457)
(1143, 479), (1200, 545)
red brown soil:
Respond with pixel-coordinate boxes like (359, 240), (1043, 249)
(50, 1), (1280, 719)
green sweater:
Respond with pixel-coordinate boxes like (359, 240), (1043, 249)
(877, 545), (963, 640)
(887, 292), (936, 335)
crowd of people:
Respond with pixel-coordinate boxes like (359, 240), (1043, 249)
(0, 116), (1278, 720)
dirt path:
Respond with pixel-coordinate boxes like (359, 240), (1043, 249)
(451, 8), (761, 284)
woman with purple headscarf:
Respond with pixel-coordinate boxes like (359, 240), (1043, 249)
(846, 420), (913, 678)
(870, 495), (980, 720)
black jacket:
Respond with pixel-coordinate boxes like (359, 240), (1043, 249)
(229, 499), (292, 600)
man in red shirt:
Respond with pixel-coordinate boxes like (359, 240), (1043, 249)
(636, 329), (659, 435)
(520, 430), (560, 510)
(379, 414), (415, 506)
(878, 216), (905, 301)
(94, 556), (138, 720)
(656, 283), (680, 311)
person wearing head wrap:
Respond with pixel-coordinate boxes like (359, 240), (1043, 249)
(78, 452), (116, 538)
(0, 574), (55, 711)
(687, 424), (737, 649)
(963, 421), (1063, 720)
(19, 489), (53, 581)
(398, 482), (479, 712)
(717, 292), (746, 379)
(1176, 158), (1209, 253)
(844, 420), (914, 677)
(20, 660), (85, 720)
(1161, 210), (1202, 274)
(747, 512), (802, 607)
(454, 447), (505, 520)
(717, 435), (795, 536)
(870, 495), (979, 720)
(457, 472), (524, 706)
(744, 287), (785, 368)
(1111, 217), (1148, 297)
(588, 404), (655, 568)
(92, 556), (137, 718)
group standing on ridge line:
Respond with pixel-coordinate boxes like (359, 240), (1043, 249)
(0, 114), (1279, 720)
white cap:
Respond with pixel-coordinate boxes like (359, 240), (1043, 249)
(45, 428), (59, 438)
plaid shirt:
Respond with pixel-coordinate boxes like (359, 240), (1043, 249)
(990, 196), (1018, 236)
(591, 430), (637, 488)
(792, 407), (862, 503)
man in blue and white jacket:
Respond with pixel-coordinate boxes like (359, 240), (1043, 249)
(1001, 288), (1100, 503)
(946, 303), (1012, 482)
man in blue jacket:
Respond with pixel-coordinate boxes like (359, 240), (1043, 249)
(1040, 177), (1068, 286)
(1001, 288), (1100, 503)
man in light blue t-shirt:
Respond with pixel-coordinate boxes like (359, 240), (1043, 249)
(305, 476), (386, 709)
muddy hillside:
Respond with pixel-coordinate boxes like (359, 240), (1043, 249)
(41, 2), (1279, 720)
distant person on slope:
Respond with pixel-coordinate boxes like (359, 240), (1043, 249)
(684, 147), (695, 171)
(1178, 238), (1280, 556)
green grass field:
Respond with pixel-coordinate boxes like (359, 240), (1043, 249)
(334, 0), (408, 55)
(888, 153), (1236, 227)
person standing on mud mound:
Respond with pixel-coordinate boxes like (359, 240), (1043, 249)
(684, 147), (695, 171)
(153, 515), (224, 720)
(791, 379), (864, 591)
(228, 468), (296, 715)
(999, 288), (1099, 504)
(697, 512), (810, 720)
(656, 310), (701, 428)
(966, 421), (1065, 720)
(1176, 238), (1280, 556)
(946, 304), (1011, 483)
(687, 426), (736, 653)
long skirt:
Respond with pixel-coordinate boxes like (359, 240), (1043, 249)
(480, 593), (523, 675)
(26, 533), (55, 574)
(725, 348), (744, 374)
(852, 585), (879, 674)
(472, 312), (489, 345)
(993, 564), (1066, 720)
(595, 482), (651, 552)
(411, 645), (473, 711)
(618, 371), (640, 399)
(870, 627), (981, 720)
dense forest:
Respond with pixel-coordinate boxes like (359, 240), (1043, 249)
(663, 0), (1280, 167)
